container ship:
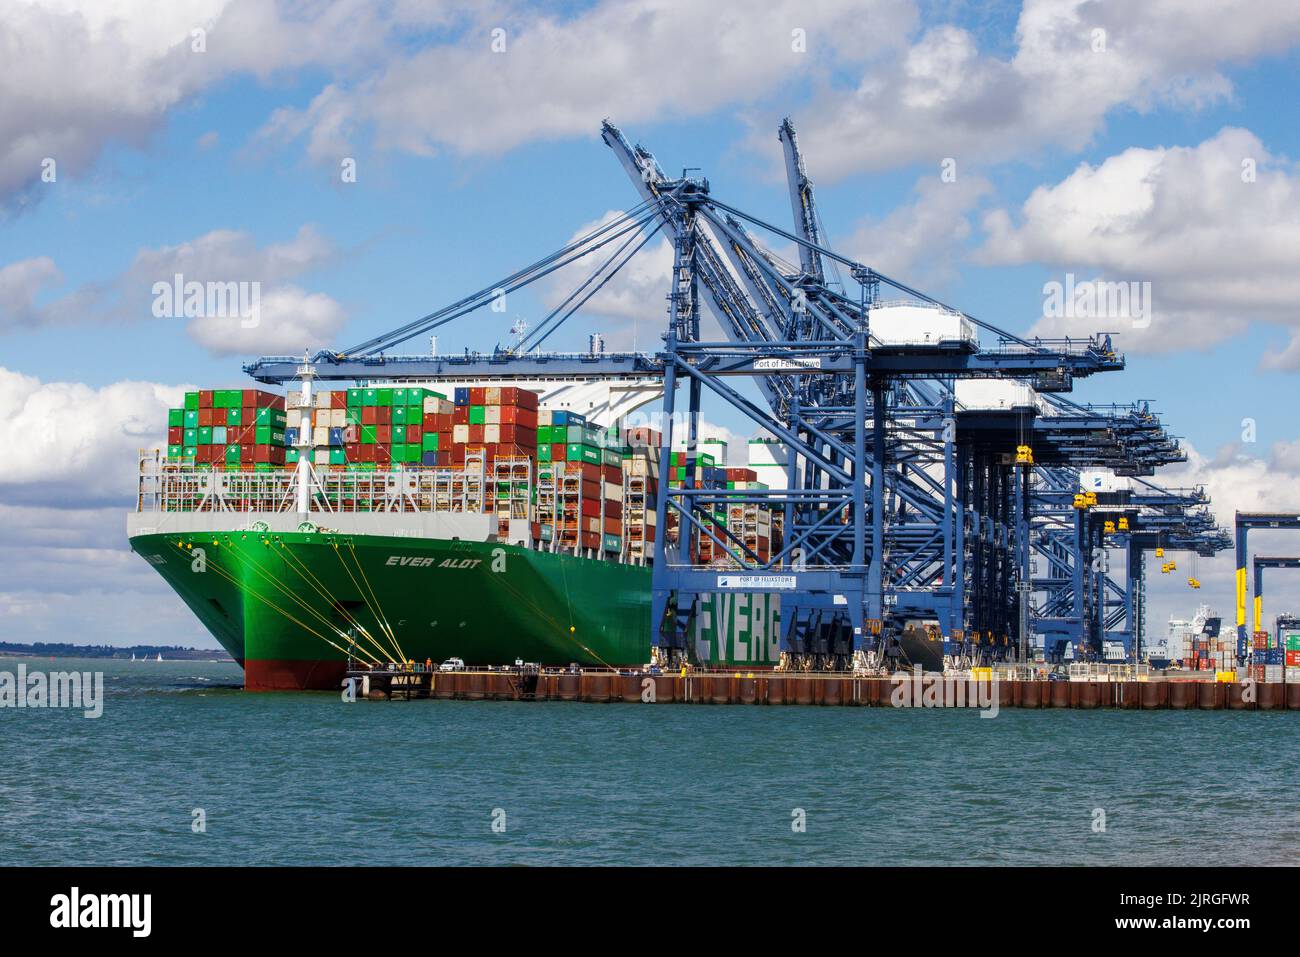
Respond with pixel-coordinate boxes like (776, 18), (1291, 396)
(128, 371), (794, 690)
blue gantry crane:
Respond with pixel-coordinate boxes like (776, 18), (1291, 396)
(244, 117), (1232, 671)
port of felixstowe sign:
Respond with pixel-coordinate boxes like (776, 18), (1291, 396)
(716, 575), (797, 590)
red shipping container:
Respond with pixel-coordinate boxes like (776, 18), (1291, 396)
(453, 406), (469, 426)
(343, 425), (358, 443)
(439, 431), (452, 450)
(602, 464), (622, 484)
(376, 425), (391, 444)
(406, 424), (422, 443)
(167, 427), (183, 445)
(469, 387), (486, 405)
(496, 424), (537, 447)
(1287, 651), (1300, 667)
(468, 424), (484, 444)
(198, 408), (215, 427)
(435, 450), (451, 467)
(500, 386), (539, 411)
(357, 444), (375, 463)
(581, 498), (601, 518)
(199, 390), (214, 408)
(604, 517), (622, 535)
(345, 443), (360, 461)
(499, 406), (538, 428)
(374, 444), (392, 464)
(241, 406), (254, 427)
(423, 413), (438, 430)
(604, 501), (623, 520)
(330, 391), (346, 410)
(361, 406), (378, 425)
(253, 444), (285, 465)
(376, 407), (392, 425)
(451, 445), (465, 465)
(240, 445), (253, 464)
(551, 443), (567, 461)
(580, 532), (601, 550)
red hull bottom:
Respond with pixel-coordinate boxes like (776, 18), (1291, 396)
(245, 658), (347, 692)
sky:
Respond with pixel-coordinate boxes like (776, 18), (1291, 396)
(1, 0), (1299, 648)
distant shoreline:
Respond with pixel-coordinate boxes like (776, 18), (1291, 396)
(0, 643), (235, 662)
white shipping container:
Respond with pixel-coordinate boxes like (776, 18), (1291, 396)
(485, 387), (501, 405)
(313, 426), (329, 446)
(604, 482), (624, 503)
(313, 391), (331, 409)
(330, 409), (346, 428)
(313, 449), (330, 465)
(453, 424), (470, 444)
(484, 424), (500, 444)
(485, 406), (501, 425)
(537, 409), (552, 426)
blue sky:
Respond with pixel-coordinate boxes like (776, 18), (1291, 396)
(2, 0), (1299, 646)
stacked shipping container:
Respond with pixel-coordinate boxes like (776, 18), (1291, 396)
(166, 389), (287, 469)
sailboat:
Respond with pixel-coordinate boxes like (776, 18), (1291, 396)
(156, 653), (163, 662)
(130, 652), (136, 661)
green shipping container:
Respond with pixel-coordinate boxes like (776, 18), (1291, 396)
(362, 389), (378, 407)
(377, 388), (394, 407)
(184, 409), (199, 428)
(538, 445), (552, 462)
(603, 534), (621, 553)
(329, 448), (347, 465)
(198, 427), (213, 445)
(392, 424), (407, 443)
(254, 463), (275, 473)
(566, 443), (600, 465)
(346, 408), (362, 425)
(1285, 634), (1300, 651)
(347, 388), (363, 407)
(167, 408), (184, 427)
(183, 445), (198, 459)
(407, 404), (422, 423)
(286, 448), (300, 464)
(393, 406), (409, 424)
(468, 406), (486, 425)
(254, 426), (285, 446)
(167, 444), (183, 458)
(184, 392), (200, 412)
(360, 425), (377, 444)
(226, 408), (242, 426)
(392, 388), (407, 407)
(422, 433), (439, 452)
(225, 444), (241, 462)
(255, 408), (286, 427)
(184, 428), (198, 445)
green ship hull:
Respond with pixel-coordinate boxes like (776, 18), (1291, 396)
(129, 530), (783, 690)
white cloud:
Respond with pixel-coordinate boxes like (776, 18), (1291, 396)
(840, 173), (992, 287)
(975, 127), (1300, 358)
(0, 366), (186, 506)
(0, 0), (460, 210)
(0, 256), (63, 331)
(260, 0), (917, 161)
(780, 0), (1300, 180)
(0, 225), (348, 355)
